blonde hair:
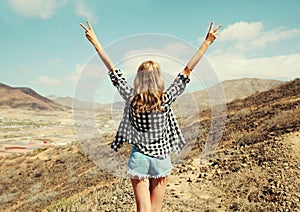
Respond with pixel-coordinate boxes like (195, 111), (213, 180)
(130, 60), (165, 113)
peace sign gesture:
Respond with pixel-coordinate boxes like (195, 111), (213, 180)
(80, 20), (100, 49)
(205, 22), (221, 45)
(80, 20), (115, 71)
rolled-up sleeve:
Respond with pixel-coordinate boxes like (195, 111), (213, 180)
(109, 69), (133, 101)
(164, 73), (190, 105)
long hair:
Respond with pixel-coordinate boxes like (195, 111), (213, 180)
(130, 60), (165, 113)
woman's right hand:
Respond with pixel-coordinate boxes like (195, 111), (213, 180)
(80, 20), (115, 71)
(80, 20), (101, 49)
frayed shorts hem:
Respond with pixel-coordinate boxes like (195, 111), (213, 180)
(127, 168), (172, 180)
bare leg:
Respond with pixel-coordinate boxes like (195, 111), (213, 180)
(149, 177), (168, 212)
(130, 178), (151, 212)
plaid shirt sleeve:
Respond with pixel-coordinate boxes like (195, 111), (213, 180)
(109, 69), (133, 101)
(164, 73), (190, 105)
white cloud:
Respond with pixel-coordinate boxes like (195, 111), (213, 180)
(219, 21), (263, 43)
(7, 0), (96, 21)
(121, 47), (187, 81)
(75, 1), (96, 23)
(34, 76), (60, 86)
(205, 21), (300, 81)
(65, 64), (84, 81)
(121, 41), (196, 75)
(217, 21), (300, 52)
(65, 63), (107, 81)
(209, 53), (300, 81)
(7, 0), (66, 19)
(253, 28), (300, 47)
(162, 42), (194, 58)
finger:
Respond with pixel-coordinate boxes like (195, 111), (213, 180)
(214, 25), (221, 32)
(209, 22), (214, 32)
(80, 23), (88, 31)
(87, 20), (93, 30)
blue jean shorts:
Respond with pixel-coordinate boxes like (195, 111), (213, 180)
(127, 146), (173, 179)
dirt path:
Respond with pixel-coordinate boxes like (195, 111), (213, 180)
(288, 132), (300, 160)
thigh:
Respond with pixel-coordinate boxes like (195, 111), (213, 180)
(130, 178), (151, 211)
(150, 177), (168, 210)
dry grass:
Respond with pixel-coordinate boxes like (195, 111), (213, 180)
(1, 79), (300, 211)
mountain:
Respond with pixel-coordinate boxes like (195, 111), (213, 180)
(49, 78), (282, 113)
(0, 78), (282, 111)
(48, 96), (86, 109)
(48, 96), (113, 111)
(183, 77), (300, 150)
(213, 78), (282, 101)
(0, 83), (65, 110)
(176, 78), (282, 115)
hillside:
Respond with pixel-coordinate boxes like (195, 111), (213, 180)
(48, 96), (114, 111)
(177, 78), (282, 114)
(0, 78), (299, 211)
(214, 78), (282, 102)
(49, 78), (282, 113)
(189, 78), (300, 149)
(48, 96), (89, 109)
(0, 83), (64, 110)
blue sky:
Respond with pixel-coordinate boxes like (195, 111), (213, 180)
(0, 0), (299, 103)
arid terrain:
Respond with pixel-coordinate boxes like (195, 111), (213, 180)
(0, 78), (299, 211)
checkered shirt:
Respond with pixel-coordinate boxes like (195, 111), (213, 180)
(109, 69), (190, 159)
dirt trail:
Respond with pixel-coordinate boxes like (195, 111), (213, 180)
(288, 132), (300, 160)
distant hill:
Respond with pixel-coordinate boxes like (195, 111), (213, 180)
(48, 96), (113, 111)
(48, 96), (87, 109)
(176, 78), (283, 115)
(212, 78), (282, 101)
(50, 78), (282, 112)
(0, 78), (282, 111)
(0, 83), (65, 110)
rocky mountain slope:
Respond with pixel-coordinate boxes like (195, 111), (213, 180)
(48, 95), (91, 110)
(177, 78), (282, 114)
(0, 83), (64, 110)
(48, 95), (112, 111)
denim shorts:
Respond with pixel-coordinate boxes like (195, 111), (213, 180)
(127, 145), (173, 179)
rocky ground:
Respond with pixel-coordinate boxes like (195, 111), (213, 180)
(0, 78), (299, 211)
(0, 131), (299, 211)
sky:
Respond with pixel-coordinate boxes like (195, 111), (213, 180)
(0, 0), (299, 103)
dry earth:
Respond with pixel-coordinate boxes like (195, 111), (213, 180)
(0, 78), (299, 211)
(0, 131), (299, 211)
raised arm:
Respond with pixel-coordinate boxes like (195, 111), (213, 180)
(80, 20), (115, 72)
(182, 22), (221, 76)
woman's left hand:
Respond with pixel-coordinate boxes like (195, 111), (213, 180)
(205, 22), (221, 45)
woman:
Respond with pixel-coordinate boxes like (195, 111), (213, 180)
(80, 20), (220, 212)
